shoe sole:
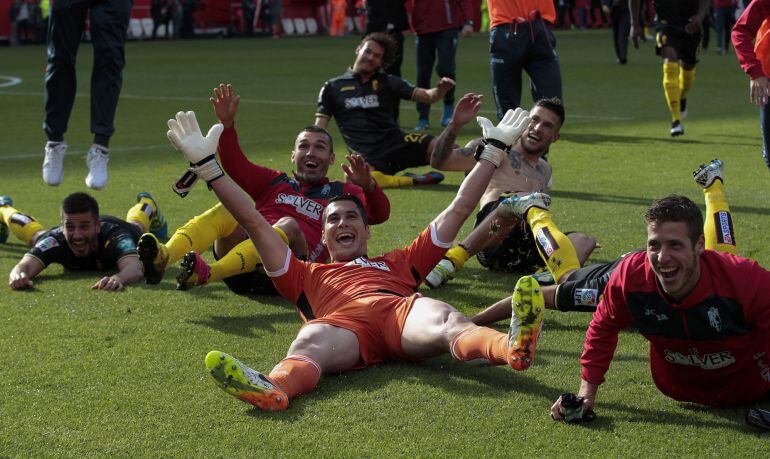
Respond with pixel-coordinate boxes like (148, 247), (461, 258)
(509, 276), (545, 371)
(205, 351), (288, 411)
(137, 234), (165, 285)
(692, 160), (723, 188)
(177, 251), (198, 291)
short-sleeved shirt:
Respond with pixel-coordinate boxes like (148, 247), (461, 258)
(267, 223), (451, 322)
(653, 0), (701, 27)
(316, 69), (417, 156)
(581, 250), (770, 406)
(26, 216), (142, 271)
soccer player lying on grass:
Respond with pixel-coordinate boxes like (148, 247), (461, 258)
(315, 32), (455, 188)
(550, 192), (770, 422)
(424, 96), (596, 290)
(472, 159), (738, 325)
(138, 83), (390, 293)
(166, 108), (545, 411)
(3, 192), (167, 291)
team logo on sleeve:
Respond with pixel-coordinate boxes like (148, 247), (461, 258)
(714, 211), (735, 245)
(10, 213), (33, 226)
(574, 288), (599, 306)
(36, 236), (59, 251)
(116, 237), (137, 252)
(535, 228), (559, 258)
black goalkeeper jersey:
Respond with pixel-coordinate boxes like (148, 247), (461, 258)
(316, 69), (416, 156)
(653, 0), (701, 27)
(27, 216), (142, 270)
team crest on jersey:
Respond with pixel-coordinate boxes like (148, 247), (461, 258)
(344, 95), (379, 109)
(574, 288), (599, 306)
(347, 257), (391, 271)
(372, 80), (378, 91)
(707, 306), (722, 332)
(36, 236), (59, 251)
(275, 193), (323, 220)
(535, 228), (559, 258)
(714, 211), (735, 245)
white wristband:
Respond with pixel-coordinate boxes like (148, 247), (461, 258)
(191, 156), (224, 183)
(479, 144), (505, 168)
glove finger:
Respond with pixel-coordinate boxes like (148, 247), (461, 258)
(514, 114), (532, 131)
(206, 123), (224, 144)
(476, 116), (493, 134)
(167, 118), (184, 137)
(500, 109), (516, 126)
(174, 111), (188, 134)
(186, 111), (202, 135)
(167, 129), (183, 150)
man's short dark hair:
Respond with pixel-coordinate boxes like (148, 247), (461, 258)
(644, 195), (704, 244)
(300, 125), (334, 155)
(324, 194), (368, 226)
(61, 192), (99, 218)
(535, 97), (565, 127)
(361, 32), (397, 70)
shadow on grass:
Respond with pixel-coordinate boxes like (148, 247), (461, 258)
(188, 310), (300, 338)
(563, 132), (757, 147)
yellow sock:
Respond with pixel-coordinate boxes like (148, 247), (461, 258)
(679, 67), (696, 101)
(663, 61), (681, 123)
(125, 197), (156, 231)
(166, 203), (238, 265)
(526, 207), (580, 282)
(0, 206), (44, 246)
(208, 226), (290, 283)
(445, 245), (470, 271)
(703, 180), (738, 254)
(371, 170), (414, 188)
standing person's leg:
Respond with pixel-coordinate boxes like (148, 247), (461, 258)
(611, 6), (622, 61)
(435, 28), (458, 126)
(761, 103), (770, 171)
(490, 25), (524, 120)
(617, 6), (630, 63)
(85, 0), (131, 190)
(714, 7), (726, 53)
(43, 0), (89, 186)
(525, 24), (563, 103)
(415, 32), (436, 129)
(387, 29), (404, 77)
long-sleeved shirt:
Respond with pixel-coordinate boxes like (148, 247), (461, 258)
(731, 0), (770, 79)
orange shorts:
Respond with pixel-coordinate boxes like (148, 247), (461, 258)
(306, 293), (421, 368)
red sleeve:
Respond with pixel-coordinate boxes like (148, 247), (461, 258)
(732, 0), (770, 79)
(580, 262), (635, 385)
(744, 260), (770, 335)
(342, 182), (391, 225)
(217, 125), (281, 199)
(460, 0), (474, 24)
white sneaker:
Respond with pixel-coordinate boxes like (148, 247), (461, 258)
(498, 192), (551, 219)
(424, 258), (456, 289)
(85, 145), (109, 190)
(42, 141), (67, 186)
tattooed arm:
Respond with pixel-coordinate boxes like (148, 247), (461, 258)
(429, 93), (484, 171)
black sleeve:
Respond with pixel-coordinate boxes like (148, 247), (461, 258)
(316, 81), (336, 118)
(27, 233), (66, 267)
(387, 74), (416, 101)
(104, 231), (139, 265)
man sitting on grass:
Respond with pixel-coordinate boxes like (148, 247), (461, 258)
(165, 108), (547, 411)
(3, 191), (166, 291)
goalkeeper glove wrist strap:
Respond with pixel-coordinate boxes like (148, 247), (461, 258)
(190, 155), (224, 184)
(474, 143), (505, 168)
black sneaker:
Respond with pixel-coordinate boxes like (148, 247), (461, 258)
(670, 120), (684, 137)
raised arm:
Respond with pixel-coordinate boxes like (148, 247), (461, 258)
(430, 93), (483, 171)
(432, 108), (531, 243)
(166, 111), (289, 272)
(8, 255), (44, 290)
(413, 77), (456, 105)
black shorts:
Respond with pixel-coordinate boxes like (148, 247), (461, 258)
(474, 198), (545, 273)
(213, 245), (277, 296)
(366, 131), (434, 175)
(655, 24), (701, 65)
(553, 251), (641, 312)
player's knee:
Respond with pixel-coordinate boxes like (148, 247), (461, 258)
(442, 309), (474, 338)
(274, 217), (302, 242)
(569, 233), (596, 263)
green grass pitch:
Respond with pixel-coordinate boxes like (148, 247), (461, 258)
(1, 30), (769, 455)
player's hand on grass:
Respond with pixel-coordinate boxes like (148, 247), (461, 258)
(750, 77), (769, 106)
(342, 154), (376, 192)
(92, 276), (124, 291)
(450, 93), (483, 127)
(477, 107), (531, 147)
(210, 83), (240, 129)
(9, 270), (33, 290)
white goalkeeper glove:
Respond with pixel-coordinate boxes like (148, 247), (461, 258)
(166, 111), (225, 184)
(475, 108), (531, 167)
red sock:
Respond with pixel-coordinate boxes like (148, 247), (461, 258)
(450, 326), (508, 365)
(268, 355), (321, 399)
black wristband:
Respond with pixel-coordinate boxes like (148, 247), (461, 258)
(474, 139), (508, 161)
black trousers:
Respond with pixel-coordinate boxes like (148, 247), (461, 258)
(611, 4), (630, 61)
(415, 28), (458, 119)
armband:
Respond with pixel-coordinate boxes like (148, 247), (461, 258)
(474, 140), (507, 168)
(190, 155), (224, 185)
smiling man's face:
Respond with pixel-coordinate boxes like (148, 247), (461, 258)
(61, 211), (100, 257)
(646, 220), (704, 302)
(322, 200), (370, 262)
(291, 130), (335, 185)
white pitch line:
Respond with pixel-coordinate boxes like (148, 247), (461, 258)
(0, 89), (635, 121)
(0, 144), (171, 161)
(0, 76), (23, 88)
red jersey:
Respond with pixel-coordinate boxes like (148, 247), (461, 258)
(266, 223), (451, 322)
(581, 251), (770, 407)
(218, 126), (391, 262)
(732, 0), (770, 79)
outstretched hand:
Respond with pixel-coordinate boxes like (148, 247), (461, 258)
(342, 154), (376, 192)
(167, 111), (224, 164)
(450, 93), (483, 127)
(210, 83), (240, 128)
(436, 77), (456, 96)
(750, 77), (769, 106)
(477, 107), (531, 147)
(9, 271), (33, 290)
